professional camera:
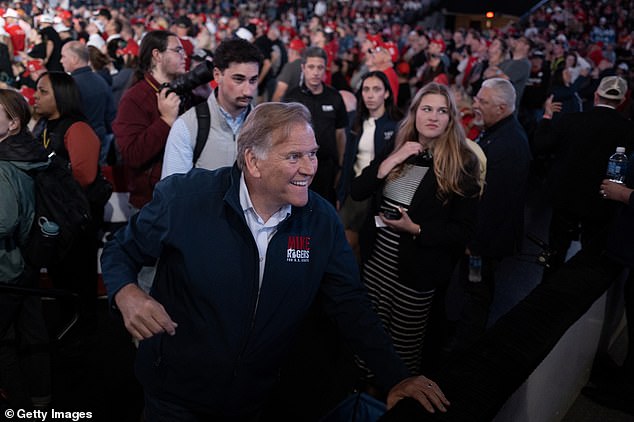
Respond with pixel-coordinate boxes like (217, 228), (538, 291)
(162, 60), (214, 97)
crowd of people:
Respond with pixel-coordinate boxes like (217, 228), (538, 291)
(1, 0), (634, 419)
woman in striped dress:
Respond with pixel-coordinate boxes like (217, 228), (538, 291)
(350, 82), (483, 375)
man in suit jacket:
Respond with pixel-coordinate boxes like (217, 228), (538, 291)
(534, 75), (634, 279)
(453, 78), (532, 350)
(60, 41), (116, 164)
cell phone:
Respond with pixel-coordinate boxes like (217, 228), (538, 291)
(381, 206), (402, 220)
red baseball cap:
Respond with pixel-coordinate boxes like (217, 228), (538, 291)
(58, 9), (72, 21)
(288, 38), (306, 52)
(430, 38), (446, 53)
(117, 39), (139, 56)
(382, 41), (399, 63)
(366, 34), (383, 49)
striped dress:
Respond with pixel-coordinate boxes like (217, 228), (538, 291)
(358, 163), (435, 376)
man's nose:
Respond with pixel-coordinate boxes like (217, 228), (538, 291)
(299, 155), (317, 174)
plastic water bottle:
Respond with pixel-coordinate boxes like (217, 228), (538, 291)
(468, 255), (482, 282)
(40, 217), (60, 239)
(28, 217), (60, 267)
(606, 147), (629, 184)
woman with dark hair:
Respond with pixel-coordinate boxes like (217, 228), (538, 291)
(0, 89), (51, 409)
(32, 71), (101, 337)
(547, 63), (586, 120)
(339, 70), (402, 259)
(33, 72), (100, 187)
(350, 82), (483, 376)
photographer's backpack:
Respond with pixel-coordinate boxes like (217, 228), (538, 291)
(193, 101), (211, 165)
(21, 152), (92, 267)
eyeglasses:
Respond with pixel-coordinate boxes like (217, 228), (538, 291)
(165, 46), (186, 56)
(367, 47), (386, 55)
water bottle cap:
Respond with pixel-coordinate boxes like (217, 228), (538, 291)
(39, 217), (59, 235)
(616, 147), (626, 153)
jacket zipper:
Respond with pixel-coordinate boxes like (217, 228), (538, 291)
(233, 235), (263, 377)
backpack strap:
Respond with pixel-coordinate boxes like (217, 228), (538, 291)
(193, 101), (211, 166)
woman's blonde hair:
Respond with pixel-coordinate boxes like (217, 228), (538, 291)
(392, 82), (481, 201)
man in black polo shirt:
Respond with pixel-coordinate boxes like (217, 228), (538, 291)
(284, 46), (348, 205)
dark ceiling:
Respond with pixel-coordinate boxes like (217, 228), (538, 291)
(445, 0), (543, 18)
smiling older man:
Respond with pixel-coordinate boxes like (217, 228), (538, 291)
(102, 102), (450, 421)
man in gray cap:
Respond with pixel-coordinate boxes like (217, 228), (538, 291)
(534, 75), (634, 279)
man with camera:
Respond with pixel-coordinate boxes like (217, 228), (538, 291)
(113, 30), (187, 211)
(161, 38), (263, 178)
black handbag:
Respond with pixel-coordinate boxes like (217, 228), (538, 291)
(84, 169), (113, 210)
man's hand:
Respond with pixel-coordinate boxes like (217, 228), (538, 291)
(387, 375), (450, 413)
(115, 284), (178, 340)
(543, 95), (562, 118)
(600, 178), (633, 204)
(157, 89), (181, 127)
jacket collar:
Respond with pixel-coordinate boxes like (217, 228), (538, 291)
(71, 66), (92, 76)
(483, 113), (515, 136)
(0, 131), (48, 163)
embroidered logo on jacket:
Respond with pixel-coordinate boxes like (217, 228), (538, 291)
(287, 236), (310, 262)
(384, 130), (394, 140)
(321, 104), (334, 112)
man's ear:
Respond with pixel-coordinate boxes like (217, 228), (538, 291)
(151, 48), (162, 65)
(244, 148), (261, 178)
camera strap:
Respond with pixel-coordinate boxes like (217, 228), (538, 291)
(193, 101), (211, 165)
(144, 75), (162, 93)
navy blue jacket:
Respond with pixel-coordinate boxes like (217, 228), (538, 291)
(71, 66), (116, 144)
(101, 165), (409, 418)
(471, 114), (531, 257)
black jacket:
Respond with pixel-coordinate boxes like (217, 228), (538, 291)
(470, 114), (531, 257)
(604, 152), (634, 267)
(533, 105), (634, 219)
(340, 113), (398, 201)
(0, 131), (48, 163)
(351, 146), (481, 291)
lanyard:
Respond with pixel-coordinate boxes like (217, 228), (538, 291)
(42, 127), (49, 149)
